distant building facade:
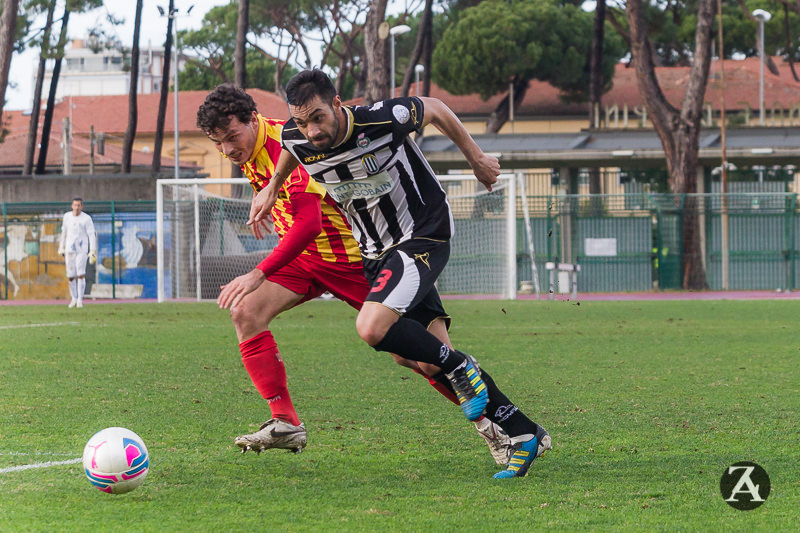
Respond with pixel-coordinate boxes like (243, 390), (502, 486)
(40, 38), (174, 100)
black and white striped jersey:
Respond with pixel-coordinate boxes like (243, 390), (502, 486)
(281, 97), (454, 259)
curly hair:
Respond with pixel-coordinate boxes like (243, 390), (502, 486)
(196, 84), (257, 133)
(285, 69), (337, 108)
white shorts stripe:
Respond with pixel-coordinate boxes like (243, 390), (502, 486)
(381, 251), (419, 314)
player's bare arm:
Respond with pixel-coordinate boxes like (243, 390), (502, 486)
(419, 97), (500, 191)
(248, 149), (301, 229)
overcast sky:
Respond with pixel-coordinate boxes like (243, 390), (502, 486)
(6, 0), (229, 111)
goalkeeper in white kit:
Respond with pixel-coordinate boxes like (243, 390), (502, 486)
(58, 197), (97, 308)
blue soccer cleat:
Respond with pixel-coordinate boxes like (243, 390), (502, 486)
(493, 427), (552, 479)
(445, 357), (489, 421)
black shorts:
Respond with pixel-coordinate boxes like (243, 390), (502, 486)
(362, 239), (451, 328)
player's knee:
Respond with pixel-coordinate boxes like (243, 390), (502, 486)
(230, 295), (272, 335)
(356, 313), (389, 347)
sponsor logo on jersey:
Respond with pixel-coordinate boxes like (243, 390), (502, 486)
(410, 102), (419, 125)
(323, 171), (394, 203)
(392, 105), (410, 124)
(303, 153), (328, 163)
(357, 133), (371, 148)
(361, 154), (381, 174)
(370, 102), (384, 111)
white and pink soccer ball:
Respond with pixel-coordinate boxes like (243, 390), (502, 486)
(82, 427), (149, 494)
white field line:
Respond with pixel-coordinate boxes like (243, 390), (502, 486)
(0, 321), (80, 330)
(0, 458), (82, 474)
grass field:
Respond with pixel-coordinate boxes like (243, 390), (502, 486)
(1, 299), (798, 531)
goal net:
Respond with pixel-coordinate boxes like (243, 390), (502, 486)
(156, 175), (518, 302)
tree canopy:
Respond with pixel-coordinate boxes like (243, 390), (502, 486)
(432, 0), (625, 102)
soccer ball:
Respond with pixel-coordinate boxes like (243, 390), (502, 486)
(82, 427), (150, 494)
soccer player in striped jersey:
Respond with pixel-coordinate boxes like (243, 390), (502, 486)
(197, 84), (511, 463)
(251, 70), (551, 479)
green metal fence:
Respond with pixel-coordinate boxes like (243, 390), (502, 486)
(517, 193), (799, 293)
(3, 192), (799, 300)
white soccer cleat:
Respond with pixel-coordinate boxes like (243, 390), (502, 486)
(76, 301), (84, 308)
(474, 417), (513, 465)
(235, 418), (307, 454)
(68, 298), (77, 308)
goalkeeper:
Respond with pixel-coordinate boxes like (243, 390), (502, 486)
(58, 197), (97, 308)
(196, 84), (512, 463)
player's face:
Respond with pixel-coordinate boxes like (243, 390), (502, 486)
(206, 112), (259, 165)
(289, 95), (343, 151)
(71, 200), (83, 215)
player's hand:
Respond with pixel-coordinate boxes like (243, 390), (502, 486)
(249, 218), (274, 239)
(472, 153), (501, 192)
(88, 251), (97, 264)
(58, 246), (65, 256)
(217, 269), (266, 310)
(248, 185), (279, 239)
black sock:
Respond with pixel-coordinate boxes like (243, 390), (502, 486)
(474, 367), (540, 439)
(373, 318), (464, 373)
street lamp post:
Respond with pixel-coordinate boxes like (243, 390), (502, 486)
(389, 24), (411, 98)
(414, 64), (424, 96)
(752, 9), (771, 126)
(159, 4), (194, 179)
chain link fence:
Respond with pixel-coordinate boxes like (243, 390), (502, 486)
(3, 188), (798, 300)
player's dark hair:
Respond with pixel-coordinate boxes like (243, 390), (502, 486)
(72, 197), (83, 203)
(285, 69), (337, 108)
(196, 84), (257, 133)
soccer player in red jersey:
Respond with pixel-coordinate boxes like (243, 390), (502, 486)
(196, 84), (511, 462)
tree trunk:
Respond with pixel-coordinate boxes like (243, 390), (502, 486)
(0, 0), (20, 122)
(232, 0), (248, 181)
(587, 1), (606, 209)
(235, 0), (248, 87)
(399, 0), (432, 97)
(152, 0), (174, 173)
(627, 0), (714, 289)
(24, 0), (55, 175)
(122, 0), (143, 174)
(35, 7), (69, 175)
(485, 76), (528, 133)
(588, 0), (606, 129)
(421, 18), (432, 97)
(363, 0), (388, 104)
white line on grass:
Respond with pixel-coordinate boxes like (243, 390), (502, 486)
(0, 458), (82, 474)
(0, 452), (77, 456)
(0, 321), (81, 330)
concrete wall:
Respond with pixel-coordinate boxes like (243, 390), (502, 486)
(1, 173), (162, 203)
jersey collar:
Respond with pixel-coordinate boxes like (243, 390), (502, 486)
(332, 107), (355, 149)
(247, 114), (269, 164)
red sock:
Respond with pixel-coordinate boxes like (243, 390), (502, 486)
(239, 330), (300, 426)
(411, 367), (461, 406)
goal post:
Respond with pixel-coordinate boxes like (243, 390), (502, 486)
(156, 175), (520, 302)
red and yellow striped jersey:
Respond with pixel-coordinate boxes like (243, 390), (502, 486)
(241, 115), (361, 264)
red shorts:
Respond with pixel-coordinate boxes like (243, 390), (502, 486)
(267, 253), (369, 310)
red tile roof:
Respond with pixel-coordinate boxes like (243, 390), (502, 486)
(390, 56), (800, 116)
(1, 88), (290, 136)
(0, 127), (176, 168)
(2, 57), (798, 144)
